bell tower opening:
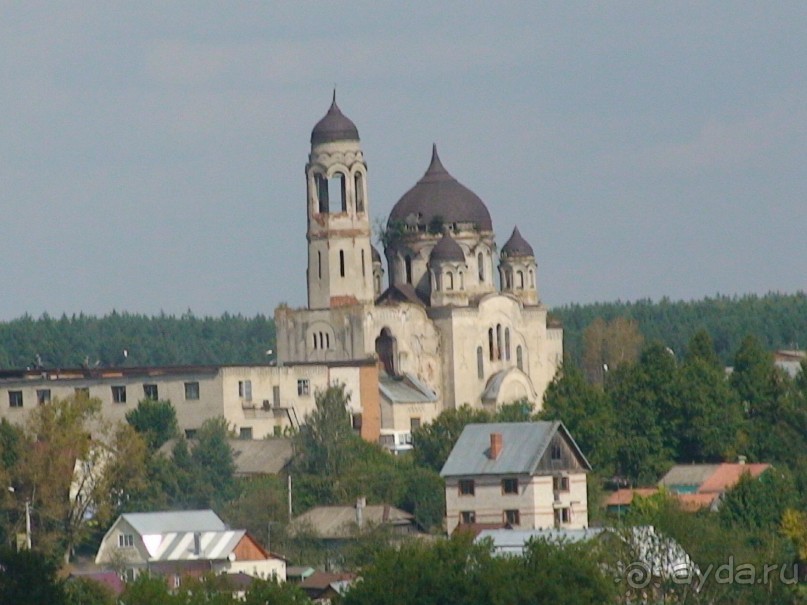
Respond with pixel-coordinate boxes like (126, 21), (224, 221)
(375, 328), (398, 376)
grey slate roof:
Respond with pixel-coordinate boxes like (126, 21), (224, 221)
(159, 438), (292, 476)
(389, 145), (493, 232)
(290, 505), (414, 539)
(379, 372), (438, 404)
(440, 421), (589, 477)
(122, 510), (226, 535)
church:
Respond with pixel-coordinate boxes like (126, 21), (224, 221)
(275, 96), (562, 451)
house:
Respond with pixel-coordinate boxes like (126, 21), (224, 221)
(604, 462), (771, 513)
(289, 500), (418, 541)
(299, 571), (357, 604)
(159, 437), (293, 477)
(95, 510), (286, 585)
(440, 421), (591, 535)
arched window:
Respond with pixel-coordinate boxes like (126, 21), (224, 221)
(339, 250), (345, 277)
(325, 333), (330, 349)
(517, 346), (523, 371)
(317, 251), (322, 279)
(447, 271), (454, 291)
(316, 174), (329, 213)
(488, 328), (495, 361)
(517, 271), (524, 289)
(529, 269), (534, 287)
(355, 172), (365, 213)
(375, 328), (398, 376)
(405, 255), (413, 284)
(361, 249), (366, 277)
(505, 271), (512, 289)
(319, 332), (325, 349)
(478, 252), (484, 281)
(313, 334), (318, 349)
(505, 328), (511, 361)
(459, 272), (464, 290)
(477, 346), (484, 379)
(496, 324), (502, 360)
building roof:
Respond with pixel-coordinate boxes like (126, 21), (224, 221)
(603, 488), (660, 507)
(388, 145), (493, 233)
(658, 463), (770, 494)
(229, 438), (293, 476)
(144, 529), (247, 562)
(429, 232), (466, 263)
(500, 226), (534, 258)
(121, 510), (226, 535)
(440, 421), (591, 477)
(379, 372), (438, 404)
(290, 504), (414, 539)
(310, 93), (359, 145)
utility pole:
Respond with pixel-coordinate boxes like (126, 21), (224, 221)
(25, 500), (31, 550)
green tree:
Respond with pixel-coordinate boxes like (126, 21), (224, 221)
(243, 578), (310, 605)
(295, 384), (355, 476)
(0, 547), (65, 605)
(540, 364), (617, 475)
(191, 417), (238, 509)
(719, 467), (798, 531)
(412, 405), (491, 473)
(64, 577), (116, 605)
(125, 399), (179, 450)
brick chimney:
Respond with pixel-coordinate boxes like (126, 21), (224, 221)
(489, 432), (503, 460)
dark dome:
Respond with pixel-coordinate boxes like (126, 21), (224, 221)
(388, 145), (493, 232)
(501, 227), (534, 258)
(429, 232), (466, 263)
(311, 92), (359, 145)
(371, 244), (382, 263)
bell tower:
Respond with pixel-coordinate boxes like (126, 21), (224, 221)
(306, 94), (375, 309)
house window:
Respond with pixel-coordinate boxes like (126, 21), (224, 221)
(496, 324), (503, 360)
(458, 479), (475, 496)
(502, 478), (519, 495)
(238, 380), (252, 400)
(550, 443), (562, 461)
(297, 379), (310, 396)
(488, 328), (494, 361)
(173, 574), (181, 589)
(553, 476), (570, 492)
(75, 387), (90, 398)
(143, 384), (158, 400)
(504, 509), (521, 526)
(8, 391), (23, 408)
(118, 534), (134, 548)
(460, 511), (476, 524)
(239, 427), (253, 440)
(410, 417), (421, 432)
(339, 250), (346, 277)
(184, 382), (200, 400)
(36, 389), (51, 405)
(111, 386), (127, 404)
(554, 507), (571, 526)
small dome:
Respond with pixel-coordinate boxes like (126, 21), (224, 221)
(429, 232), (466, 263)
(311, 92), (359, 145)
(501, 227), (534, 258)
(371, 245), (382, 263)
(389, 145), (493, 232)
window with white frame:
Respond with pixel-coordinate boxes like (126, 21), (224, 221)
(297, 379), (310, 396)
(118, 533), (134, 548)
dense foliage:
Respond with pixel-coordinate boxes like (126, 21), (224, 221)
(0, 311), (275, 368)
(555, 291), (807, 366)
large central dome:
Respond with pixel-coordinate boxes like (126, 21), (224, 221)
(388, 145), (492, 232)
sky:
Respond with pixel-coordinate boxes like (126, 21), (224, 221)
(0, 2), (804, 320)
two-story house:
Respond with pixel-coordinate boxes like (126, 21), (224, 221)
(95, 510), (286, 585)
(440, 422), (590, 534)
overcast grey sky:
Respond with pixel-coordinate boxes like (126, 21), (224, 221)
(0, 2), (804, 320)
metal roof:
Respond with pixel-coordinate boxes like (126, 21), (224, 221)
(145, 529), (245, 561)
(441, 422), (560, 477)
(379, 372), (438, 404)
(290, 505), (414, 539)
(122, 510), (226, 536)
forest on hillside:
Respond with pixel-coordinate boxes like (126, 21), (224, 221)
(0, 292), (804, 369)
(553, 291), (807, 366)
(0, 311), (276, 369)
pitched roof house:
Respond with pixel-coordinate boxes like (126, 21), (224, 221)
(95, 510), (286, 585)
(440, 422), (591, 534)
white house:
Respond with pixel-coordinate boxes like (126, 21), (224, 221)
(95, 510), (286, 585)
(440, 422), (590, 535)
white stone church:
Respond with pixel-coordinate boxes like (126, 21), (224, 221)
(275, 96), (562, 450)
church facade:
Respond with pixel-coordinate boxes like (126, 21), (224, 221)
(275, 97), (562, 449)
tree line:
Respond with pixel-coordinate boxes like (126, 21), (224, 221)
(0, 311), (275, 368)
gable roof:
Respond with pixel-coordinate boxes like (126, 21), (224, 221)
(379, 372), (438, 404)
(440, 421), (591, 477)
(290, 505), (414, 539)
(145, 529), (247, 562)
(658, 463), (770, 494)
(121, 510), (226, 535)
